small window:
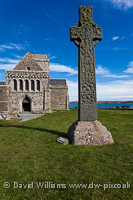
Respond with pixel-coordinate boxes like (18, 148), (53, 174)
(37, 80), (40, 91)
(27, 67), (30, 71)
(31, 80), (35, 91)
(19, 80), (23, 91)
(14, 80), (17, 91)
(25, 80), (29, 91)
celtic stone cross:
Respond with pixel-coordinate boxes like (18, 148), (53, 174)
(70, 6), (102, 121)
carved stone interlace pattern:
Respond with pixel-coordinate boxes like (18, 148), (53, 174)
(70, 6), (102, 120)
(81, 82), (95, 104)
(79, 25), (96, 105)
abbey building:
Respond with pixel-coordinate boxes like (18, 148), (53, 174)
(0, 52), (69, 118)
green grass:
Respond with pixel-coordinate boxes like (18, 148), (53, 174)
(0, 109), (132, 200)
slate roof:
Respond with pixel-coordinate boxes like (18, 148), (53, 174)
(13, 52), (43, 71)
(49, 79), (67, 86)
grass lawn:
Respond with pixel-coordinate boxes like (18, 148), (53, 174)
(0, 109), (132, 200)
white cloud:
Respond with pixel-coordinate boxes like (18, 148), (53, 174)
(48, 53), (56, 60)
(128, 61), (133, 67)
(124, 61), (133, 73)
(96, 65), (129, 78)
(96, 65), (110, 75)
(105, 74), (129, 78)
(45, 38), (52, 41)
(0, 45), (14, 51)
(0, 43), (24, 52)
(120, 36), (125, 40)
(112, 47), (129, 51)
(12, 54), (23, 59)
(68, 79), (133, 101)
(0, 64), (17, 70)
(49, 63), (78, 76)
(0, 58), (20, 64)
(0, 58), (20, 70)
(11, 43), (24, 50)
(112, 36), (119, 41)
(124, 68), (133, 73)
(97, 80), (133, 100)
(50, 56), (56, 60)
(67, 80), (78, 101)
(107, 0), (133, 10)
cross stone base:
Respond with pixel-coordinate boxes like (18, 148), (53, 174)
(67, 120), (114, 145)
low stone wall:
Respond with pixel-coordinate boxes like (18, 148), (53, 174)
(0, 84), (10, 119)
(0, 84), (9, 112)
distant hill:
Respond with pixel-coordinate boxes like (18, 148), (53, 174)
(97, 101), (133, 104)
(70, 101), (133, 104)
(69, 101), (78, 104)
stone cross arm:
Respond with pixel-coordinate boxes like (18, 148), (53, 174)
(70, 22), (102, 47)
(70, 23), (81, 47)
(93, 23), (102, 46)
(70, 6), (102, 47)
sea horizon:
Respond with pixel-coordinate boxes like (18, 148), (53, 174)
(69, 103), (133, 109)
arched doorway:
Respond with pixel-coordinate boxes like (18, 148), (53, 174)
(22, 96), (31, 112)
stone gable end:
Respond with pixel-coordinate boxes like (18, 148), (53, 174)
(14, 52), (43, 71)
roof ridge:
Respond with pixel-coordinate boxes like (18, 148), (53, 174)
(31, 54), (48, 59)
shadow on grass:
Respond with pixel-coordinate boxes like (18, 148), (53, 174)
(1, 124), (67, 138)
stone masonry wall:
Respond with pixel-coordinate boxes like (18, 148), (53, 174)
(6, 70), (51, 113)
(0, 84), (9, 113)
(51, 85), (69, 110)
(9, 92), (44, 113)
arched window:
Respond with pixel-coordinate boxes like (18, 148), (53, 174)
(13, 80), (17, 91)
(37, 80), (40, 91)
(31, 80), (35, 91)
(25, 80), (29, 91)
(19, 80), (23, 91)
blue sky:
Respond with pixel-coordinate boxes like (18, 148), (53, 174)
(0, 0), (133, 101)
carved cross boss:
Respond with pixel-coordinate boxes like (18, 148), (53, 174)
(70, 6), (102, 121)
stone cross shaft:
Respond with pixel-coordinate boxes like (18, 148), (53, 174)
(70, 6), (102, 121)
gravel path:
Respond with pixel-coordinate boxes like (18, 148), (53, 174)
(19, 113), (44, 122)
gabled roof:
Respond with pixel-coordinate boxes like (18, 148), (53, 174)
(13, 52), (43, 71)
(49, 79), (67, 86)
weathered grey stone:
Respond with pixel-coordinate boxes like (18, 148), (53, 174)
(57, 137), (69, 145)
(70, 6), (102, 121)
(68, 6), (114, 145)
(68, 120), (114, 145)
(50, 84), (69, 110)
